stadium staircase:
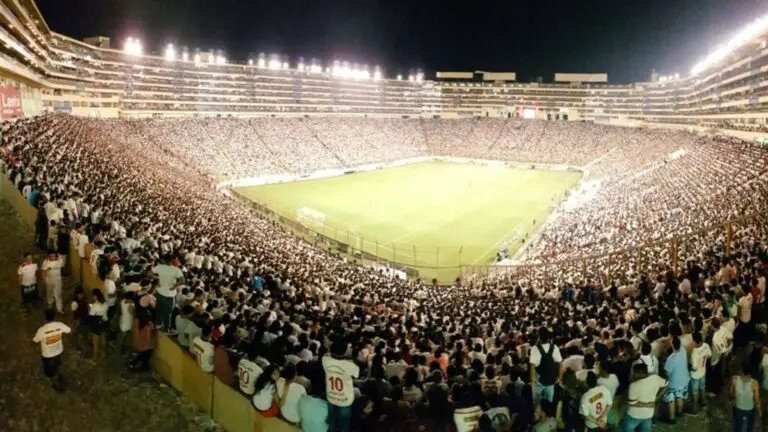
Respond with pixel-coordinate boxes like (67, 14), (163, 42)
(125, 121), (209, 179)
(533, 120), (547, 148)
(301, 121), (345, 165)
(250, 126), (291, 173)
(202, 121), (242, 177)
(487, 119), (511, 151)
(418, 117), (432, 152)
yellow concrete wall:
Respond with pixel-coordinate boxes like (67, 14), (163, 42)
(180, 349), (214, 415)
(68, 240), (82, 285)
(155, 333), (184, 391)
(213, 377), (261, 432)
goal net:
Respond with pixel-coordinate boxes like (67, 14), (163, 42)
(296, 207), (326, 230)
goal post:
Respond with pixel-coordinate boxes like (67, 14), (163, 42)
(296, 207), (326, 230)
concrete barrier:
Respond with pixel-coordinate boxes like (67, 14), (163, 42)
(180, 348), (214, 415)
(155, 332), (185, 391)
(68, 240), (82, 286)
(1, 173), (298, 432)
(213, 377), (261, 432)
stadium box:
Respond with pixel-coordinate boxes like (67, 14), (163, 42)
(0, 173), (298, 432)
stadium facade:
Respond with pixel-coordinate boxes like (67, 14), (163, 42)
(0, 0), (766, 139)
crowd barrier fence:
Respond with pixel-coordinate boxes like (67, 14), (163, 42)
(0, 174), (298, 432)
(460, 207), (768, 285)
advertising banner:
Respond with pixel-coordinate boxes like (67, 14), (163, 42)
(0, 86), (22, 120)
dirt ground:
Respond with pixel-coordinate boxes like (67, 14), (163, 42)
(0, 198), (222, 432)
(0, 195), (753, 431)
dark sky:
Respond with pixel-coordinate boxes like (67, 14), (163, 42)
(36, 0), (766, 83)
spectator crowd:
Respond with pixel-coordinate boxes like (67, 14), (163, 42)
(4, 114), (768, 431)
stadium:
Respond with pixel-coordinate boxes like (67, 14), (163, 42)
(1, 0), (768, 431)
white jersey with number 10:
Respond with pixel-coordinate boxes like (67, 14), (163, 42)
(322, 355), (359, 407)
(238, 359), (263, 395)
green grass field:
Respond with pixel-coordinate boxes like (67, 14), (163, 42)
(235, 162), (581, 280)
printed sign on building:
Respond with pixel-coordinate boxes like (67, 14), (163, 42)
(0, 86), (22, 120)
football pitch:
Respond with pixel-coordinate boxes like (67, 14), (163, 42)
(234, 162), (581, 280)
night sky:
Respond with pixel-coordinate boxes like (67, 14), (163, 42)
(36, 0), (766, 83)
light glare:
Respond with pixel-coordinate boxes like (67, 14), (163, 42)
(123, 37), (143, 56)
(164, 44), (176, 61)
(691, 13), (768, 75)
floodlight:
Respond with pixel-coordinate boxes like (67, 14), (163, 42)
(194, 53), (201, 65)
(297, 62), (304, 71)
(216, 55), (226, 65)
(408, 74), (414, 82)
(674, 73), (679, 79)
(182, 51), (189, 61)
(248, 59), (253, 66)
(124, 37), (143, 56)
(397, 74), (402, 81)
(416, 72), (424, 82)
(258, 58), (266, 68)
(164, 43), (176, 61)
(282, 61), (289, 69)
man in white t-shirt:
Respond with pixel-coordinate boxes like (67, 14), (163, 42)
(710, 318), (733, 394)
(42, 250), (64, 313)
(277, 364), (308, 424)
(238, 347), (263, 395)
(76, 225), (89, 259)
(624, 364), (667, 432)
(89, 241), (104, 275)
(152, 254), (185, 333)
(454, 405), (483, 432)
(529, 327), (562, 404)
(17, 252), (39, 306)
(689, 332), (712, 413)
(103, 274), (118, 324)
(579, 372), (612, 431)
(32, 309), (71, 391)
(191, 326), (215, 373)
(322, 340), (359, 432)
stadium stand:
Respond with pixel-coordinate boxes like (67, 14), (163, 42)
(2, 0), (768, 431)
(4, 112), (768, 430)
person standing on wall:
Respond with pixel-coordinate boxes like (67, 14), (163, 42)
(32, 309), (71, 392)
(152, 254), (184, 334)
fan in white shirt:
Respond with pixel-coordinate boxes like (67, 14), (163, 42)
(42, 252), (64, 312)
(239, 352), (264, 395)
(191, 328), (215, 373)
(32, 309), (71, 390)
(18, 254), (39, 304)
(276, 365), (307, 424)
(689, 332), (712, 412)
(579, 372), (612, 430)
